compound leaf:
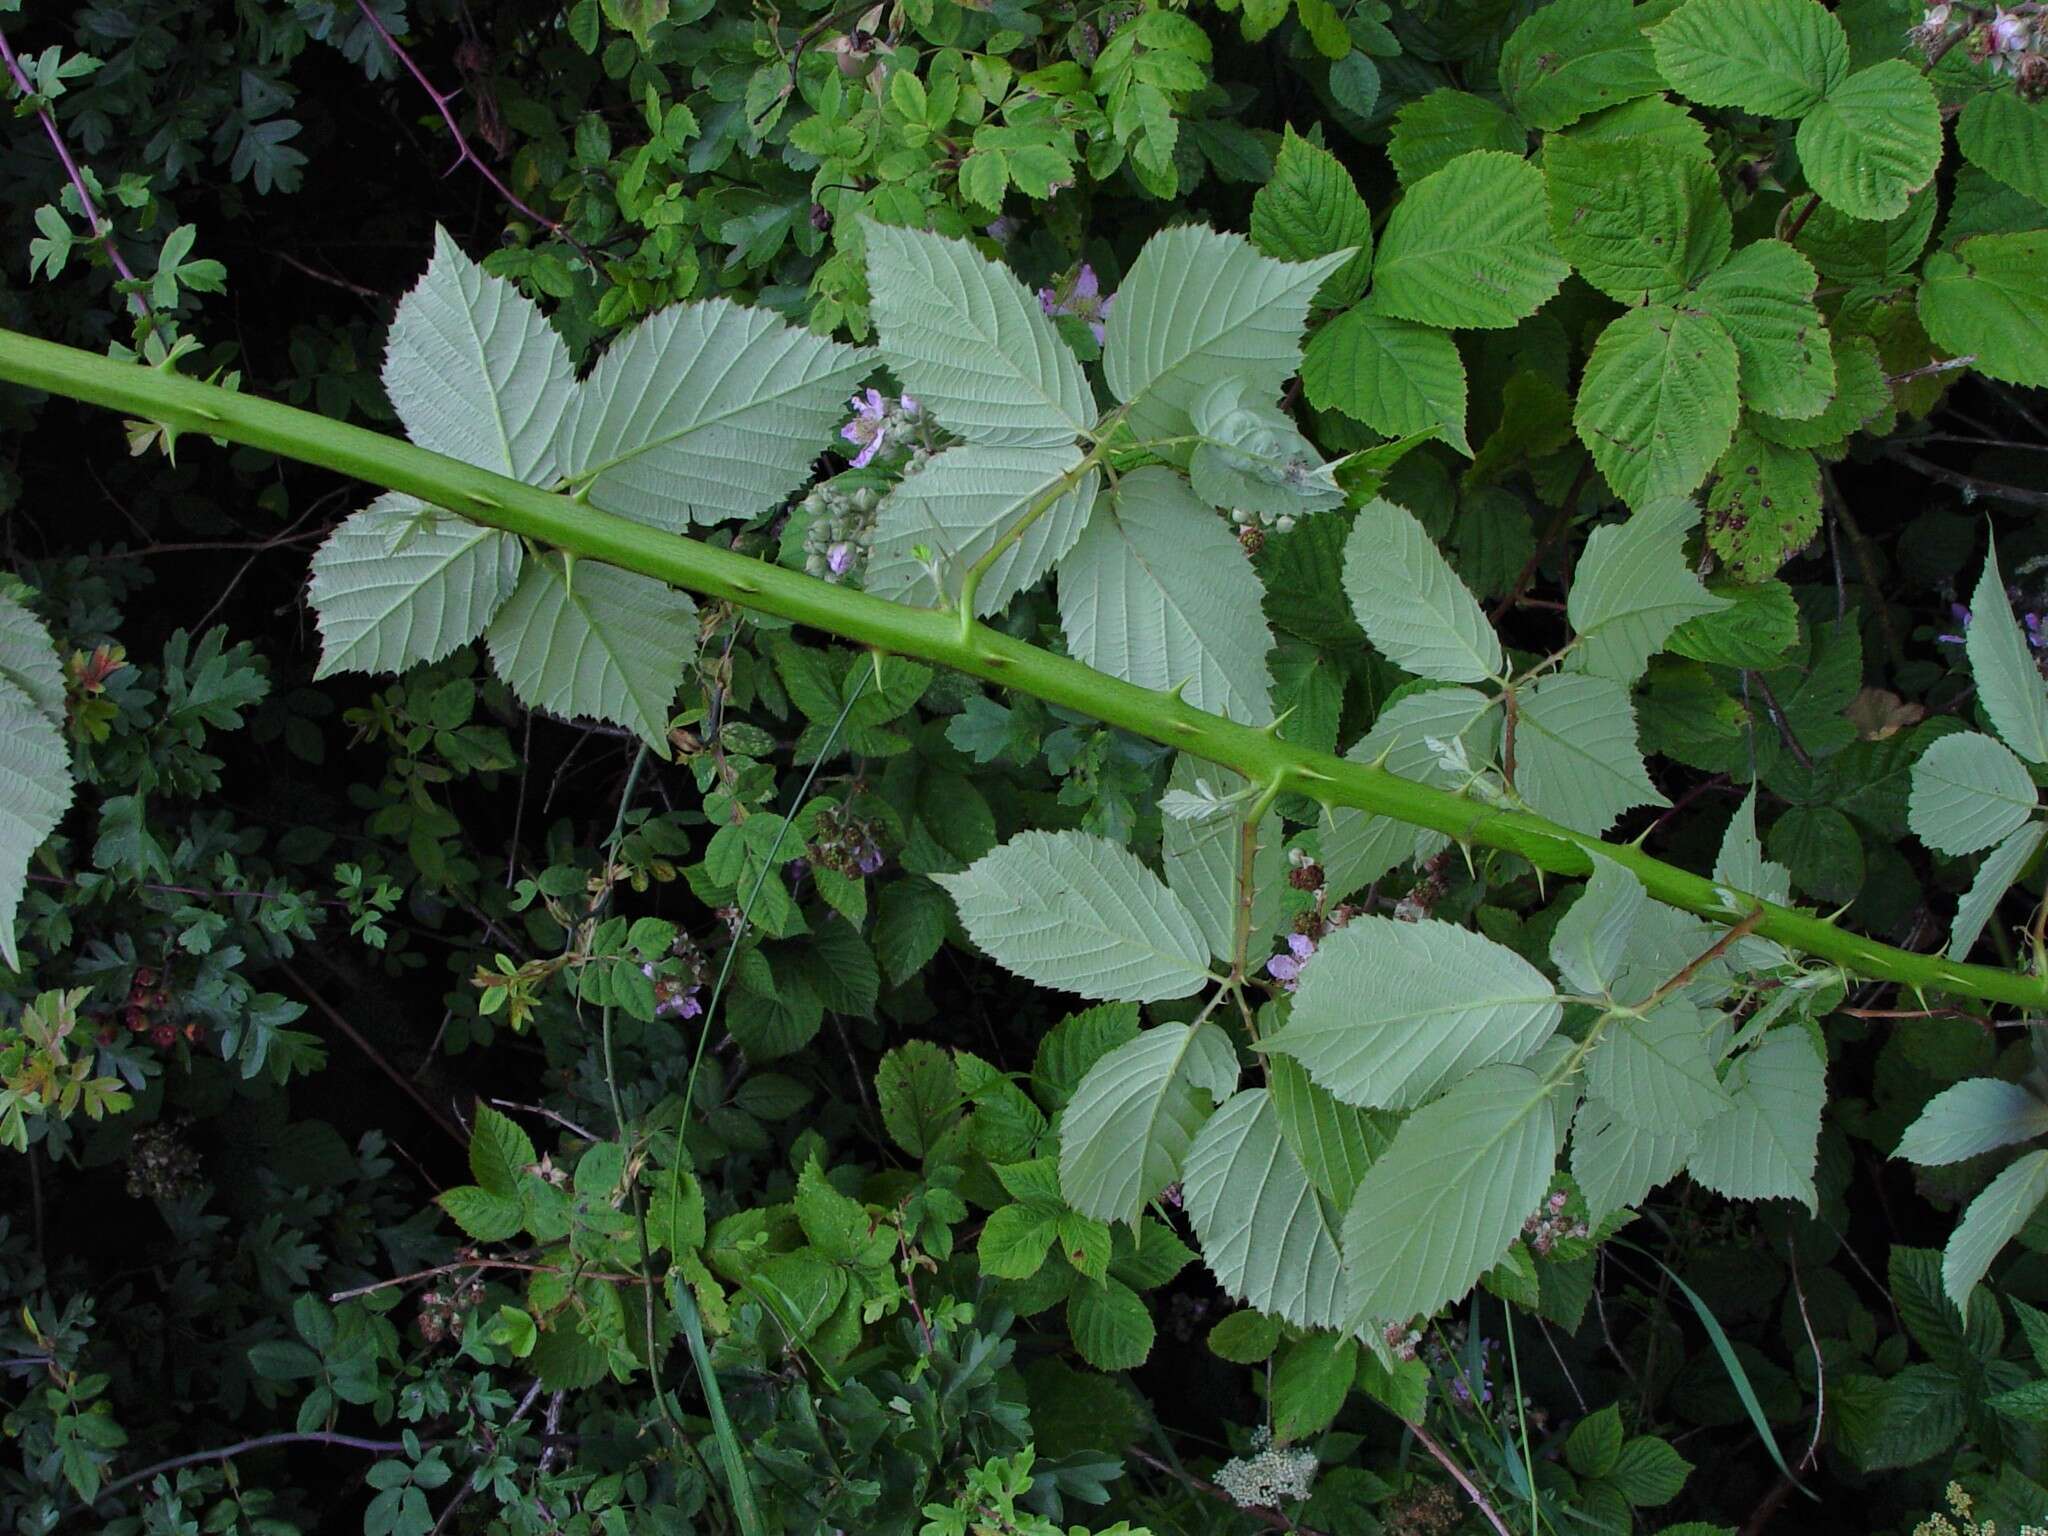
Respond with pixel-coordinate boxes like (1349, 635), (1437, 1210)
(1060, 1020), (1240, 1223)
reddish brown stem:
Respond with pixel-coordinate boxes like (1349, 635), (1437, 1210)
(0, 25), (148, 320)
(353, 0), (589, 263)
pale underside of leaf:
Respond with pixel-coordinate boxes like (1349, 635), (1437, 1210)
(1060, 1020), (1241, 1224)
(863, 444), (1097, 616)
(1058, 467), (1276, 725)
(1513, 672), (1668, 835)
(560, 298), (871, 529)
(383, 226), (576, 483)
(1567, 498), (1729, 682)
(483, 556), (698, 749)
(0, 672), (71, 970)
(1944, 1149), (2048, 1309)
(1587, 998), (1732, 1133)
(1183, 1087), (1348, 1329)
(1947, 821), (2047, 961)
(0, 593), (65, 726)
(1967, 536), (2048, 765)
(1342, 1063), (1558, 1325)
(309, 494), (523, 678)
(1898, 1077), (2048, 1167)
(1321, 686), (1501, 898)
(1572, 1095), (1694, 1223)
(1103, 225), (1347, 443)
(1686, 1031), (1825, 1212)
(862, 220), (1094, 447)
(1268, 915), (1561, 1109)
(1908, 730), (2039, 856)
(1342, 498), (1502, 683)
(934, 828), (1214, 1003)
(1161, 754), (1286, 966)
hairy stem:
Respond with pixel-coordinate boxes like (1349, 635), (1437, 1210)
(1, 328), (2043, 1009)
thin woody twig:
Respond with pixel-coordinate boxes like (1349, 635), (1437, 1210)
(278, 960), (469, 1148)
(353, 0), (590, 264)
(0, 27), (148, 321)
(1885, 446), (2048, 512)
(1403, 1418), (1516, 1536)
(328, 1256), (652, 1304)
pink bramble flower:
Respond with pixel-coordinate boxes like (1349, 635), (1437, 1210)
(1265, 931), (1316, 990)
(840, 388), (891, 467)
(1988, 6), (2032, 55)
(839, 391), (920, 468)
(1039, 263), (1115, 344)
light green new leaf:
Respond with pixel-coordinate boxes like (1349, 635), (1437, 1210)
(1059, 468), (1276, 725)
(1588, 999), (1732, 1133)
(1795, 61), (1942, 222)
(1542, 135), (1730, 305)
(1342, 1063), (1557, 1324)
(935, 829), (1213, 1003)
(309, 495), (523, 678)
(1647, 0), (1847, 117)
(0, 593), (65, 726)
(1899, 1078), (2048, 1167)
(1341, 499), (1501, 682)
(1103, 226), (1347, 442)
(559, 298), (871, 529)
(384, 227), (575, 482)
(1370, 151), (1569, 331)
(1183, 1087), (1348, 1329)
(484, 556), (697, 749)
(1497, 0), (1665, 130)
(861, 221), (1093, 447)
(1387, 90), (1527, 185)
(1957, 89), (2048, 208)
(1574, 304), (1740, 509)
(1909, 731), (2039, 856)
(1250, 128), (1374, 306)
(1947, 822), (2046, 961)
(1688, 1031), (1825, 1211)
(1968, 537), (2048, 764)
(1572, 1096), (1694, 1223)
(1945, 1150), (2048, 1309)
(1551, 856), (1648, 995)
(0, 671), (70, 971)
(1059, 1021), (1240, 1223)
(1302, 309), (1470, 456)
(1514, 673), (1667, 835)
(1265, 916), (1561, 1109)
(1267, 1052), (1392, 1211)
(863, 444), (1098, 616)
(1161, 754), (1285, 967)
(1691, 240), (1834, 420)
(1920, 234), (2048, 389)
(1320, 686), (1500, 896)
(1567, 499), (1729, 682)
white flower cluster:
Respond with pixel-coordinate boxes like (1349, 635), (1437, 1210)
(1215, 1428), (1319, 1510)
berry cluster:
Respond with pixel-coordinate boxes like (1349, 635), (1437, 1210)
(798, 483), (882, 585)
(106, 965), (199, 1052)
